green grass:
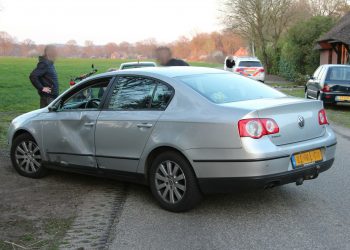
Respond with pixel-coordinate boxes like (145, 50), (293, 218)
(280, 88), (350, 128)
(0, 57), (220, 148)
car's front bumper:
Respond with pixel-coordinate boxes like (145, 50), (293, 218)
(198, 158), (334, 193)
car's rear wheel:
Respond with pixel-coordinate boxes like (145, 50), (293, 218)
(149, 151), (202, 212)
(10, 133), (48, 178)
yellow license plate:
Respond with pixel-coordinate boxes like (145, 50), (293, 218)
(292, 149), (323, 168)
(338, 96), (350, 101)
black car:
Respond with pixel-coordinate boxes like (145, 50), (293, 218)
(305, 65), (350, 104)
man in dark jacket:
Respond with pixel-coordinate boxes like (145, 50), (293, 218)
(155, 46), (189, 66)
(29, 45), (59, 108)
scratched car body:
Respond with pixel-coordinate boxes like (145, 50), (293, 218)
(8, 67), (337, 212)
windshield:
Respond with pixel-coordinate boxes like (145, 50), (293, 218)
(179, 73), (285, 104)
(326, 67), (350, 83)
(238, 61), (262, 67)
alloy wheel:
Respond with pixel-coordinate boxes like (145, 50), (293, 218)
(15, 141), (42, 174)
(155, 160), (186, 204)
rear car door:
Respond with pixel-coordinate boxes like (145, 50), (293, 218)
(42, 77), (112, 168)
(95, 75), (174, 173)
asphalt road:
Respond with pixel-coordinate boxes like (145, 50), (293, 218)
(108, 125), (350, 250)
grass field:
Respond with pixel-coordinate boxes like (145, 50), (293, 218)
(0, 57), (220, 147)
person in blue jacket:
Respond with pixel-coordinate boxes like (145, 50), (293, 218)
(29, 45), (59, 108)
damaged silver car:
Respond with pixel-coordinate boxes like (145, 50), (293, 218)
(8, 67), (337, 212)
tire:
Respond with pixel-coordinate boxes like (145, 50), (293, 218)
(10, 133), (48, 178)
(305, 89), (310, 99)
(149, 151), (203, 212)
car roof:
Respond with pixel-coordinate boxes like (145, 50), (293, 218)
(93, 66), (228, 79)
(234, 57), (261, 61)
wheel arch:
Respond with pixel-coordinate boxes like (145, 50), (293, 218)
(12, 129), (34, 142)
(143, 146), (196, 182)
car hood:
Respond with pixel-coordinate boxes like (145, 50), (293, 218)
(12, 108), (47, 125)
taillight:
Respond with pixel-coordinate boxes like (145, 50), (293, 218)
(236, 68), (243, 72)
(322, 85), (331, 92)
(318, 109), (329, 125)
(238, 118), (279, 139)
(259, 68), (265, 73)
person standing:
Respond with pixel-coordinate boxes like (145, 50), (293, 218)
(29, 45), (59, 108)
(155, 46), (189, 66)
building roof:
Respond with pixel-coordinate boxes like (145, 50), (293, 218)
(318, 12), (350, 45)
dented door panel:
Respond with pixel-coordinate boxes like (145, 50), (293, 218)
(42, 111), (100, 167)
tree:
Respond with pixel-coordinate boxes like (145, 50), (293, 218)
(222, 0), (296, 71)
(308, 0), (350, 17)
(278, 16), (334, 80)
(83, 40), (94, 58)
(65, 40), (78, 57)
(0, 31), (14, 56)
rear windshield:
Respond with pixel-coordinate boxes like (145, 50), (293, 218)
(179, 73), (285, 104)
(326, 67), (350, 83)
(238, 61), (262, 67)
(122, 64), (155, 69)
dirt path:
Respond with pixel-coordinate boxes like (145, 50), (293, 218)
(0, 153), (127, 249)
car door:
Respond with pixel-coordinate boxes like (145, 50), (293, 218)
(42, 77), (113, 168)
(307, 66), (323, 98)
(95, 75), (174, 173)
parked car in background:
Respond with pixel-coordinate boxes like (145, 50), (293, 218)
(305, 64), (350, 104)
(119, 61), (156, 70)
(8, 67), (336, 212)
(107, 61), (157, 72)
(224, 56), (265, 82)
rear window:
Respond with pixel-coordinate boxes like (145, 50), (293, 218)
(238, 61), (262, 67)
(326, 67), (350, 82)
(179, 73), (285, 104)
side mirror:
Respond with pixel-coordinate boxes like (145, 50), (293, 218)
(308, 75), (315, 80)
(48, 106), (58, 112)
(48, 100), (62, 112)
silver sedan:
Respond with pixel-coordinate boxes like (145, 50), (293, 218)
(7, 67), (337, 212)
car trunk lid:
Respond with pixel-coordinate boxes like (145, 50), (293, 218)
(222, 97), (326, 146)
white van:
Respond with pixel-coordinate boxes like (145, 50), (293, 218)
(224, 56), (265, 82)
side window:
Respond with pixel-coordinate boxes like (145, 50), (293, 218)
(60, 78), (111, 110)
(313, 66), (322, 79)
(151, 83), (174, 110)
(318, 67), (326, 80)
(108, 76), (157, 110)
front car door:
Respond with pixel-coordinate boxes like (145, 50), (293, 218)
(42, 77), (113, 168)
(95, 75), (174, 173)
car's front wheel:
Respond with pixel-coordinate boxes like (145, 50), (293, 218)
(149, 151), (202, 212)
(10, 133), (48, 178)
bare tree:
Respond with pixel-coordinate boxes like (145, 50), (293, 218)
(308, 0), (350, 17)
(65, 39), (78, 57)
(222, 0), (296, 69)
(0, 31), (14, 56)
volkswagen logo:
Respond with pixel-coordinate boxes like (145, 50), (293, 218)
(298, 116), (305, 128)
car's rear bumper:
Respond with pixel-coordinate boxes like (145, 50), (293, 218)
(320, 92), (350, 103)
(198, 158), (334, 193)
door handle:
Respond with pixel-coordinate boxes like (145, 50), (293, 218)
(137, 123), (153, 128)
(84, 122), (95, 127)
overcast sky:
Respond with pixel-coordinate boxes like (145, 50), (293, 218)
(0, 0), (222, 45)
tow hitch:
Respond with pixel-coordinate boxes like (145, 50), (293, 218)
(296, 165), (321, 185)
